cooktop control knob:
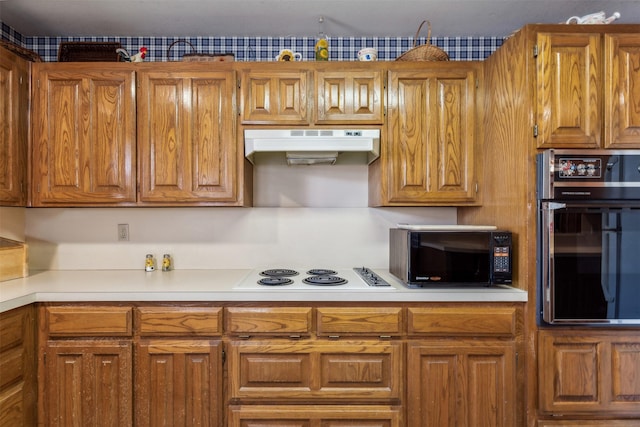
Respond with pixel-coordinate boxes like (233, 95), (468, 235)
(354, 267), (391, 287)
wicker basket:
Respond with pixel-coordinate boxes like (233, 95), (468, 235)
(58, 42), (123, 62)
(0, 40), (42, 62)
(395, 20), (449, 61)
(167, 40), (234, 62)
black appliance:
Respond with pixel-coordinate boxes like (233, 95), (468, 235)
(389, 228), (512, 288)
(537, 149), (640, 325)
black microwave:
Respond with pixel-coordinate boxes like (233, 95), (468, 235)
(389, 228), (513, 288)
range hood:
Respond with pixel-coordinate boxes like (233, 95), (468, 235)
(244, 129), (380, 165)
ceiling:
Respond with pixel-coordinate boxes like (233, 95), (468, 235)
(0, 0), (639, 39)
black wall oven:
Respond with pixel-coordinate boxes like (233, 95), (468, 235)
(538, 149), (640, 325)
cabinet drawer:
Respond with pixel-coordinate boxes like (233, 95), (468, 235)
(225, 307), (312, 336)
(228, 340), (402, 402)
(538, 421), (640, 427)
(407, 306), (516, 337)
(316, 307), (403, 336)
(136, 306), (222, 336)
(45, 306), (133, 337)
(228, 405), (403, 427)
(0, 306), (29, 352)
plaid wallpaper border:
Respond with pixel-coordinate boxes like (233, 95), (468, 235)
(2, 22), (504, 62)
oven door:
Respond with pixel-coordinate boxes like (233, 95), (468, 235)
(540, 201), (640, 324)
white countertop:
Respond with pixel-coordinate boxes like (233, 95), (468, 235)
(0, 269), (527, 313)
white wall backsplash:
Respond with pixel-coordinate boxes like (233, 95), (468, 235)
(25, 206), (457, 270)
(252, 152), (371, 207)
(23, 161), (457, 270)
(0, 207), (26, 241)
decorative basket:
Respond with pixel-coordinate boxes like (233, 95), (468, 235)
(1, 40), (42, 62)
(58, 42), (123, 62)
(395, 20), (449, 62)
(167, 40), (234, 62)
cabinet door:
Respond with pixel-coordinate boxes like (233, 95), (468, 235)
(538, 330), (640, 415)
(0, 305), (36, 427)
(407, 340), (516, 427)
(241, 69), (309, 124)
(315, 69), (383, 123)
(31, 64), (136, 205)
(138, 69), (237, 204)
(228, 404), (403, 427)
(135, 339), (223, 427)
(0, 48), (29, 206)
(227, 340), (402, 402)
(44, 340), (132, 427)
(605, 33), (640, 148)
(386, 67), (477, 204)
(535, 32), (601, 148)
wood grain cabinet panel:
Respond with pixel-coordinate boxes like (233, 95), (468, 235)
(135, 339), (222, 427)
(31, 63), (136, 205)
(43, 340), (132, 427)
(228, 404), (403, 427)
(538, 329), (640, 415)
(240, 68), (309, 124)
(407, 340), (516, 427)
(538, 421), (640, 427)
(0, 305), (36, 427)
(225, 307), (312, 337)
(44, 305), (133, 337)
(315, 69), (384, 123)
(316, 306), (403, 337)
(376, 64), (479, 206)
(227, 340), (402, 402)
(0, 47), (29, 206)
(605, 33), (640, 148)
(535, 30), (640, 149)
(535, 32), (602, 148)
(407, 306), (516, 337)
(137, 66), (238, 204)
(136, 306), (222, 336)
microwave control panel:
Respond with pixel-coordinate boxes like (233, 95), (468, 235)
(491, 233), (512, 283)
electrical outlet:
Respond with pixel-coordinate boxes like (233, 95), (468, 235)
(118, 224), (129, 241)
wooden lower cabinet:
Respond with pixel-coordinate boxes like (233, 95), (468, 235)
(0, 305), (36, 427)
(43, 339), (133, 426)
(39, 304), (135, 426)
(407, 340), (517, 427)
(35, 302), (523, 426)
(538, 421), (640, 427)
(228, 405), (403, 426)
(135, 339), (223, 427)
(227, 340), (402, 403)
(538, 329), (640, 417)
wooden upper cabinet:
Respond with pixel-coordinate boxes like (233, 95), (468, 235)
(536, 32), (601, 148)
(240, 67), (310, 124)
(239, 63), (383, 125)
(380, 64), (478, 205)
(315, 68), (384, 124)
(605, 33), (640, 148)
(536, 30), (640, 149)
(31, 63), (136, 206)
(0, 47), (29, 207)
(137, 65), (238, 204)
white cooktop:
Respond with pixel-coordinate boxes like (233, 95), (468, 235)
(234, 267), (395, 291)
